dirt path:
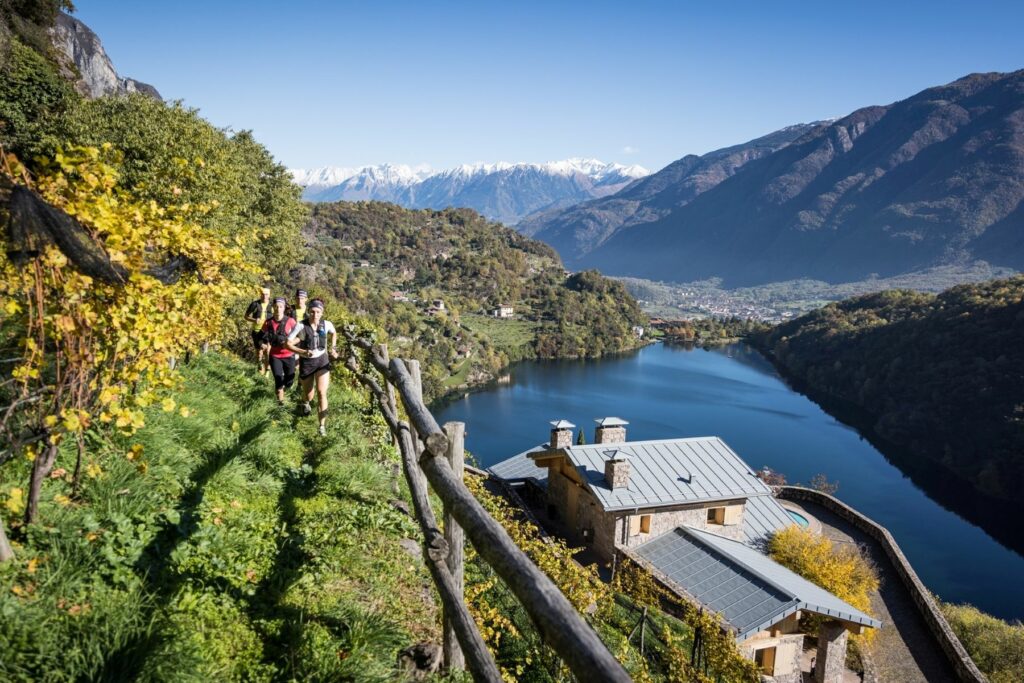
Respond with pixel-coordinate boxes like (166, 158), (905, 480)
(795, 500), (959, 683)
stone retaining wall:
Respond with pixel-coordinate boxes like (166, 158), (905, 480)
(777, 486), (986, 683)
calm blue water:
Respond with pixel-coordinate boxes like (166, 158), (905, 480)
(436, 342), (1024, 620)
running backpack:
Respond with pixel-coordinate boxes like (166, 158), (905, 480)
(268, 317), (294, 347)
(300, 321), (327, 351)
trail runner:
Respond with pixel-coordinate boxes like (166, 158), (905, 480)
(286, 299), (340, 436)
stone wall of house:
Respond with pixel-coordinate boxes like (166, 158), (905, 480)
(617, 501), (747, 552)
(778, 487), (985, 683)
(738, 632), (804, 683)
(545, 466), (573, 521)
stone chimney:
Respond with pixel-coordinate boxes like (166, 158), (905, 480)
(549, 420), (576, 450)
(603, 449), (631, 489)
(594, 417), (629, 444)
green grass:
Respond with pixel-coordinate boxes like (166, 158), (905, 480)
(462, 313), (538, 357)
(0, 353), (436, 682)
(442, 357), (473, 388)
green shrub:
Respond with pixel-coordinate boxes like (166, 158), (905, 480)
(942, 602), (1024, 683)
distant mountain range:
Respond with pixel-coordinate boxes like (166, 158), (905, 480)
(290, 159), (649, 225)
(517, 123), (828, 257)
(526, 70), (1024, 287)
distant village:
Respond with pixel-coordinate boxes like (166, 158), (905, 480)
(635, 287), (800, 323)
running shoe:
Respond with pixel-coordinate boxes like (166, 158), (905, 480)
(301, 402), (312, 416)
(318, 425), (327, 436)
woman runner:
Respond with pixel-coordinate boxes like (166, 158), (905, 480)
(285, 299), (339, 435)
(261, 298), (297, 405)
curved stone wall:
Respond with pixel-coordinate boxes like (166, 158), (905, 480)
(777, 486), (986, 683)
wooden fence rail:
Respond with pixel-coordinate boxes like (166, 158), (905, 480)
(342, 330), (630, 682)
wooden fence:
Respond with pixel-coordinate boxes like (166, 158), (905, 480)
(341, 329), (630, 682)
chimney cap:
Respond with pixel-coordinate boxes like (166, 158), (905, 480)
(603, 449), (631, 461)
(550, 419), (576, 429)
(595, 417), (629, 427)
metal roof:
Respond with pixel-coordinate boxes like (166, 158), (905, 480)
(487, 445), (548, 486)
(742, 493), (796, 546)
(550, 419), (576, 429)
(595, 417), (629, 426)
(559, 437), (771, 511)
(487, 437), (795, 547)
(634, 527), (881, 640)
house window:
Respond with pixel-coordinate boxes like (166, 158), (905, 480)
(754, 646), (776, 675)
(639, 515), (651, 534)
(707, 507), (725, 525)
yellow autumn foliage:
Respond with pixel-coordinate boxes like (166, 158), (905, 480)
(0, 145), (257, 514)
(2, 147), (253, 437)
(768, 525), (879, 626)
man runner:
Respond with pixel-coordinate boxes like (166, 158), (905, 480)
(244, 286), (273, 374)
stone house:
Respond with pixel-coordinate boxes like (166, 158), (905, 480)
(489, 418), (880, 683)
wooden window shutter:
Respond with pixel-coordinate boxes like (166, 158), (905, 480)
(723, 504), (743, 525)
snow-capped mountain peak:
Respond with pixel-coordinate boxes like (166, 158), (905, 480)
(288, 158), (650, 225)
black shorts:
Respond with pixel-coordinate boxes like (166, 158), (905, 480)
(251, 330), (265, 351)
(299, 353), (331, 380)
(270, 355), (296, 390)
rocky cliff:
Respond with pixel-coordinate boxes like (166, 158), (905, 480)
(50, 13), (160, 100)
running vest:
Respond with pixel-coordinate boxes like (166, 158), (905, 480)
(267, 317), (294, 347)
(298, 321), (328, 352)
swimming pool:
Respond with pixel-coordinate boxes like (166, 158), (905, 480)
(787, 509), (810, 528)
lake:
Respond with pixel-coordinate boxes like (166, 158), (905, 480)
(435, 342), (1024, 621)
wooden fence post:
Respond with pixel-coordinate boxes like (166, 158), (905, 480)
(442, 421), (466, 672)
(401, 359), (428, 493)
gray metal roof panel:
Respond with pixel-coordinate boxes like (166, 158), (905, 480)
(488, 445), (549, 487)
(684, 527), (881, 630)
(742, 494), (796, 546)
(634, 529), (797, 639)
(634, 527), (880, 639)
(563, 437), (770, 510)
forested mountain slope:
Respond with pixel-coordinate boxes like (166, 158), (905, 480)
(519, 122), (825, 261)
(295, 201), (648, 400)
(756, 276), (1024, 537)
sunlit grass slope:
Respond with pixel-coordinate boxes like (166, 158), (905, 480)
(0, 353), (436, 681)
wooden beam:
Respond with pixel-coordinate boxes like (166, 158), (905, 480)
(395, 425), (501, 681)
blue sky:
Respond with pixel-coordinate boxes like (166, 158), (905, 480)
(73, 0), (1023, 172)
